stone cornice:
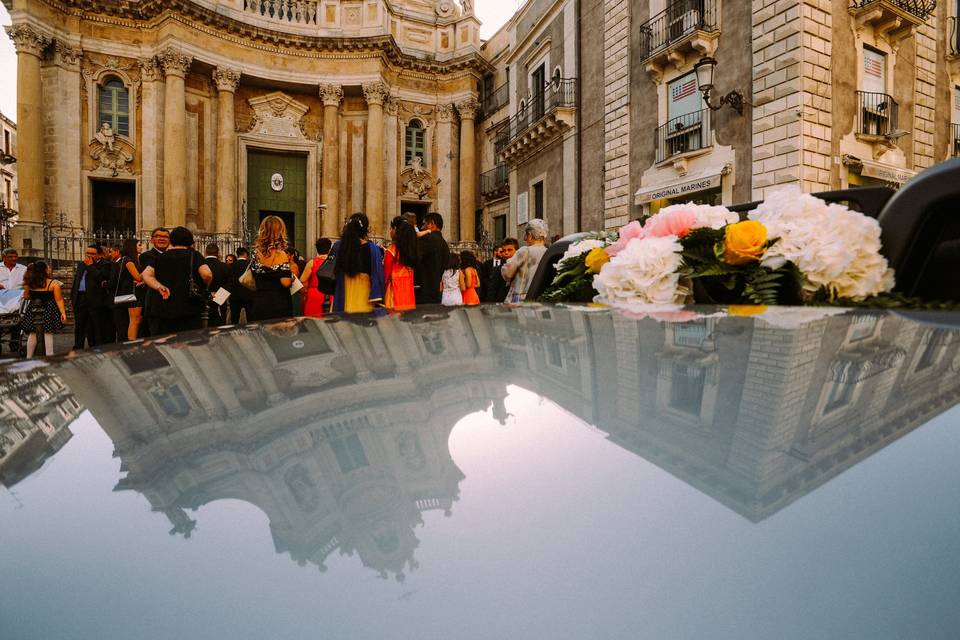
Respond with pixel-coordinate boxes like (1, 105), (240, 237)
(28, 0), (492, 76)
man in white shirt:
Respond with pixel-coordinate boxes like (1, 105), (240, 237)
(0, 248), (27, 353)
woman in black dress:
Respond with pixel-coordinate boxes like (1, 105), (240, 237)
(21, 261), (67, 358)
(251, 216), (295, 321)
(115, 238), (144, 341)
(141, 226), (213, 334)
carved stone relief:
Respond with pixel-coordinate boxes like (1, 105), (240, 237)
(246, 92), (311, 140)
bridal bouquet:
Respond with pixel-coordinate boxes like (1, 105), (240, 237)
(541, 189), (897, 307)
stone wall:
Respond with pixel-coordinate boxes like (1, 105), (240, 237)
(602, 0), (632, 229)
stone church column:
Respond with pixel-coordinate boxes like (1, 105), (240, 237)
(139, 59), (162, 232)
(5, 25), (51, 247)
(363, 82), (390, 237)
(158, 48), (192, 228)
(434, 104), (455, 240)
(456, 97), (480, 243)
(319, 83), (343, 237)
(213, 67), (241, 234)
(49, 41), (83, 228)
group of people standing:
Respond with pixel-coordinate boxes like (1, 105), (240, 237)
(1, 209), (553, 354)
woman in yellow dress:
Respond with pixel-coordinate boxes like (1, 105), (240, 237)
(332, 213), (385, 313)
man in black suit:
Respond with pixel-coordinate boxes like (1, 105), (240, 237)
(71, 244), (110, 349)
(203, 243), (230, 326)
(414, 212), (450, 306)
(105, 243), (126, 343)
(481, 238), (518, 303)
(140, 227), (170, 337)
(228, 247), (254, 324)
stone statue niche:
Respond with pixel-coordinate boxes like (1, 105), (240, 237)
(90, 122), (134, 177)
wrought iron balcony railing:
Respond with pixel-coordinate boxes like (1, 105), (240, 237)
(639, 0), (718, 61)
(655, 108), (713, 163)
(480, 163), (509, 199)
(244, 0), (320, 27)
(952, 123), (960, 158)
(481, 82), (510, 120)
(848, 0), (937, 21)
(950, 16), (960, 57)
(856, 91), (899, 138)
(495, 78), (577, 149)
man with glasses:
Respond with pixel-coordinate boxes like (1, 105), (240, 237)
(140, 228), (170, 337)
(71, 244), (109, 349)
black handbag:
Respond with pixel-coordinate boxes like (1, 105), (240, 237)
(187, 251), (207, 303)
(316, 250), (337, 296)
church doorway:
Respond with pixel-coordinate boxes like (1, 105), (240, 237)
(246, 150), (307, 254)
(401, 202), (431, 229)
(91, 180), (136, 232)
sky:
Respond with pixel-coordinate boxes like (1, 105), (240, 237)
(0, 2), (518, 125)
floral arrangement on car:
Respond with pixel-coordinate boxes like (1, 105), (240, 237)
(541, 188), (900, 308)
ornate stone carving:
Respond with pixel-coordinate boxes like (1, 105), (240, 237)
(461, 0), (474, 16)
(139, 58), (159, 82)
(52, 40), (82, 70)
(401, 156), (434, 200)
(89, 123), (134, 176)
(5, 24), (51, 58)
(362, 82), (390, 106)
(384, 96), (400, 117)
(319, 83), (343, 107)
(157, 48), (192, 77)
(82, 55), (137, 81)
(435, 1), (457, 18)
(246, 91), (310, 140)
(455, 97), (480, 120)
(213, 67), (241, 92)
(435, 103), (455, 123)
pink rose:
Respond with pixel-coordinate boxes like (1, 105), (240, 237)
(642, 208), (698, 239)
(605, 221), (645, 258)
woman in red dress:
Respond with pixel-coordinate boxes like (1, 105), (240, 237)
(300, 238), (332, 317)
(384, 217), (418, 311)
(460, 251), (481, 306)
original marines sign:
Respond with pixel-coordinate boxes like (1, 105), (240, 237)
(636, 171), (724, 204)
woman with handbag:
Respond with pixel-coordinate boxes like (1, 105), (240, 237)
(114, 238), (144, 341)
(141, 226), (213, 334)
(299, 237), (332, 317)
(20, 261), (67, 358)
(249, 216), (295, 321)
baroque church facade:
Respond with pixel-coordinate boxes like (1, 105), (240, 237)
(3, 0), (488, 254)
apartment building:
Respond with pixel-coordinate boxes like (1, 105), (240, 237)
(0, 111), (16, 219)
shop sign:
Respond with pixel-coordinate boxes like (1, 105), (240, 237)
(860, 161), (914, 185)
(636, 172), (723, 204)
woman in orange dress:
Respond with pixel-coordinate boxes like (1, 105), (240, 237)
(460, 250), (481, 306)
(384, 216), (418, 311)
(300, 237), (332, 317)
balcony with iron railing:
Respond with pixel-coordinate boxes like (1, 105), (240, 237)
(848, 0), (936, 42)
(952, 123), (960, 158)
(480, 82), (510, 121)
(639, 0), (719, 77)
(949, 17), (960, 72)
(480, 163), (509, 201)
(856, 90), (899, 139)
(496, 78), (577, 165)
(655, 108), (713, 164)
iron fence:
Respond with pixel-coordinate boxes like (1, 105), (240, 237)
(639, 0), (718, 60)
(495, 78), (577, 150)
(480, 163), (509, 200)
(481, 82), (511, 120)
(656, 108), (713, 163)
(849, 0), (937, 20)
(856, 91), (899, 137)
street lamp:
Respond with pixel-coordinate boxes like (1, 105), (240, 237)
(694, 56), (746, 116)
(0, 196), (18, 250)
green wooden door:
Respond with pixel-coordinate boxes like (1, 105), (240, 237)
(246, 151), (308, 255)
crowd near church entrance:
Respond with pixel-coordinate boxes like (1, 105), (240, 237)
(246, 151), (307, 255)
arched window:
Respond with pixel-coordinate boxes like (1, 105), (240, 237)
(405, 119), (425, 166)
(98, 76), (130, 137)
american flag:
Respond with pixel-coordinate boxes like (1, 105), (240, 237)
(864, 57), (883, 78)
(671, 78), (697, 102)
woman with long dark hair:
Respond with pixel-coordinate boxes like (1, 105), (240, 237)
(384, 216), (418, 311)
(332, 213), (385, 313)
(20, 261), (67, 357)
(459, 250), (481, 306)
(300, 237), (333, 317)
(116, 237), (143, 340)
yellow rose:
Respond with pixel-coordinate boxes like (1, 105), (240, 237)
(585, 247), (611, 274)
(724, 221), (768, 265)
(729, 304), (768, 317)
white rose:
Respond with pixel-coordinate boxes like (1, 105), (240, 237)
(593, 235), (688, 305)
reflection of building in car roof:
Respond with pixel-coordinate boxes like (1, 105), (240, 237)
(45, 308), (960, 578)
(0, 369), (83, 487)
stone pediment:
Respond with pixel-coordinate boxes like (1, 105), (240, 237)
(247, 92), (311, 140)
